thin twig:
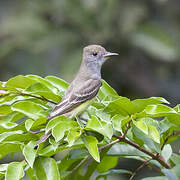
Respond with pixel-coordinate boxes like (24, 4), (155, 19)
(99, 139), (120, 151)
(67, 156), (90, 180)
(67, 139), (121, 179)
(16, 92), (57, 104)
(112, 134), (171, 169)
(34, 132), (51, 149)
(129, 158), (152, 180)
(161, 130), (180, 150)
(122, 120), (131, 138)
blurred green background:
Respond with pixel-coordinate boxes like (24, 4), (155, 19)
(0, 0), (180, 179)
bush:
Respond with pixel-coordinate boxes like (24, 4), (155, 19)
(0, 75), (180, 180)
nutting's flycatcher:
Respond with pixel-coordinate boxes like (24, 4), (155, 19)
(49, 45), (118, 119)
(35, 45), (118, 146)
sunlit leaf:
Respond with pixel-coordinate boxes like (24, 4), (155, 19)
(5, 161), (26, 180)
(86, 115), (113, 139)
(11, 101), (48, 120)
(112, 114), (130, 133)
(6, 75), (36, 90)
(132, 97), (169, 112)
(98, 80), (118, 101)
(25, 119), (34, 131)
(23, 141), (37, 168)
(104, 97), (136, 116)
(45, 76), (69, 93)
(83, 135), (100, 162)
(25, 82), (60, 102)
(147, 124), (160, 143)
(26, 75), (58, 94)
(145, 104), (177, 117)
(34, 157), (60, 180)
(133, 118), (148, 135)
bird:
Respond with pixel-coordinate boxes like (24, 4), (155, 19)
(35, 45), (118, 147)
(48, 44), (118, 120)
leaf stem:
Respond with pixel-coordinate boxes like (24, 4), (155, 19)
(16, 92), (57, 104)
(67, 139), (121, 179)
(112, 134), (171, 169)
(67, 156), (90, 180)
(129, 158), (152, 180)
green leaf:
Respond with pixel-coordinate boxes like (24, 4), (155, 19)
(162, 168), (178, 180)
(45, 76), (69, 92)
(0, 105), (13, 115)
(0, 164), (8, 172)
(0, 94), (17, 105)
(170, 153), (180, 165)
(132, 126), (161, 153)
(166, 114), (180, 125)
(142, 177), (168, 180)
(25, 119), (34, 131)
(145, 104), (177, 117)
(112, 114), (130, 133)
(0, 130), (23, 142)
(34, 157), (60, 180)
(133, 118), (148, 135)
(0, 112), (24, 122)
(0, 142), (23, 158)
(96, 169), (132, 180)
(98, 80), (118, 101)
(171, 164), (180, 179)
(11, 101), (48, 120)
(161, 144), (172, 162)
(26, 75), (58, 94)
(25, 82), (60, 102)
(108, 144), (149, 157)
(83, 135), (100, 162)
(174, 104), (180, 112)
(26, 167), (36, 180)
(38, 144), (67, 157)
(46, 116), (72, 133)
(23, 141), (37, 168)
(147, 124), (160, 143)
(6, 75), (36, 90)
(86, 115), (113, 139)
(104, 97), (136, 116)
(69, 149), (88, 160)
(0, 121), (17, 133)
(97, 156), (118, 173)
(5, 161), (26, 180)
(132, 97), (169, 112)
(66, 128), (82, 147)
(52, 120), (77, 142)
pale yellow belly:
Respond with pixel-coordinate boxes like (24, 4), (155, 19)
(64, 98), (94, 118)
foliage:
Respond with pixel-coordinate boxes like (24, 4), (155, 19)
(0, 0), (180, 106)
(0, 75), (180, 180)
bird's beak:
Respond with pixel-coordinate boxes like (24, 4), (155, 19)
(103, 52), (119, 58)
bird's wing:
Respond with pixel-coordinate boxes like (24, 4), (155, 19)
(49, 79), (102, 119)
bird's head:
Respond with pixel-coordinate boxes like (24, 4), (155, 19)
(83, 45), (118, 68)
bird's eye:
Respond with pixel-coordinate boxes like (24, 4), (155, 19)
(92, 52), (98, 56)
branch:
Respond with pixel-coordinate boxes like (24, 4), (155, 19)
(99, 139), (120, 151)
(161, 130), (180, 150)
(129, 158), (152, 180)
(67, 139), (121, 180)
(113, 135), (171, 169)
(16, 92), (57, 104)
(122, 120), (131, 138)
(67, 156), (90, 180)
